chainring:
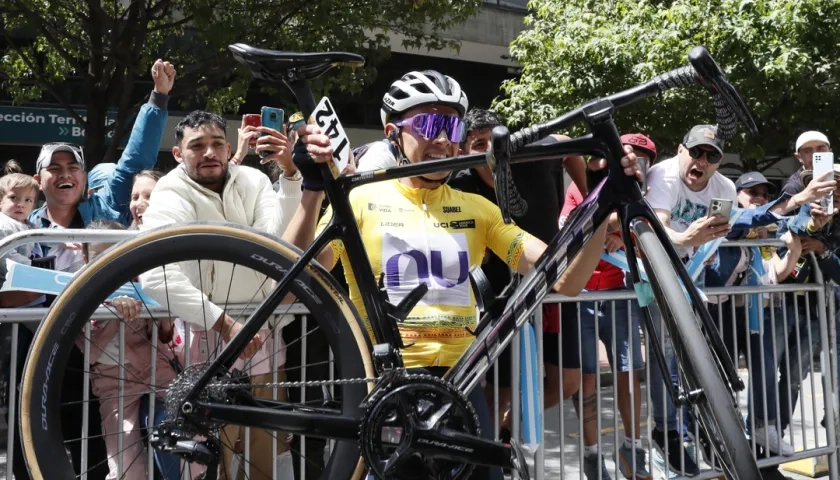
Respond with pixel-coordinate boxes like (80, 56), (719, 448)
(360, 374), (480, 480)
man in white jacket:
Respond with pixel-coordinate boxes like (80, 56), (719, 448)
(140, 110), (301, 480)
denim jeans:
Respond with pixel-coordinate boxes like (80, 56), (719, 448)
(778, 296), (822, 433)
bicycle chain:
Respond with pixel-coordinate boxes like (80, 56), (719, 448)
(209, 376), (381, 389)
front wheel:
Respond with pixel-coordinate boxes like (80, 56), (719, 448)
(20, 223), (374, 480)
(633, 220), (761, 479)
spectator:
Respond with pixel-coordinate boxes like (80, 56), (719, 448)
(4, 58), (174, 480)
(2, 159), (23, 176)
(781, 131), (831, 199)
(560, 133), (657, 480)
(450, 107), (583, 445)
(779, 166), (840, 439)
(704, 172), (804, 470)
(0, 173), (42, 266)
(139, 110), (302, 480)
(78, 219), (181, 480)
(30, 59), (174, 270)
(87, 162), (117, 196)
(644, 124), (736, 475)
(129, 170), (163, 227)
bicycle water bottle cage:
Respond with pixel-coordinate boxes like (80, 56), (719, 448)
(377, 272), (426, 348)
(489, 125), (528, 224)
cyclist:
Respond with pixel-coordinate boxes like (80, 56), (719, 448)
(284, 71), (641, 479)
(451, 107), (584, 447)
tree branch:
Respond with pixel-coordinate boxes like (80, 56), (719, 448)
(0, 29), (88, 128)
(6, 2), (87, 72)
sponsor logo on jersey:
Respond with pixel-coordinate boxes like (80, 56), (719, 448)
(442, 206), (462, 213)
(381, 222), (404, 227)
(367, 203), (392, 213)
(432, 219), (475, 230)
(381, 232), (471, 307)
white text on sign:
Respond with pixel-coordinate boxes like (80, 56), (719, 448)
(309, 97), (350, 177)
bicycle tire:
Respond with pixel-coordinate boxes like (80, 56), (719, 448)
(20, 223), (373, 480)
(633, 220), (760, 479)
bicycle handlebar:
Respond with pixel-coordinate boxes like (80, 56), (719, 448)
(488, 46), (757, 222)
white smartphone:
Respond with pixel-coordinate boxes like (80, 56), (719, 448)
(708, 198), (734, 226)
(813, 151), (835, 214)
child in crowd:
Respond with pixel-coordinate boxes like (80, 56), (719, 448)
(0, 173), (42, 265)
(130, 170), (163, 228)
(77, 220), (183, 480)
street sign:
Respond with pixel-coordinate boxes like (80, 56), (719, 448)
(0, 106), (130, 146)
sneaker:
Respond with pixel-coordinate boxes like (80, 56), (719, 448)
(752, 425), (794, 456)
(617, 444), (653, 480)
(583, 453), (612, 480)
(651, 429), (700, 476)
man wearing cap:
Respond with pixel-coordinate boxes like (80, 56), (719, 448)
(642, 124), (736, 475)
(782, 131), (832, 198)
(29, 60), (173, 272)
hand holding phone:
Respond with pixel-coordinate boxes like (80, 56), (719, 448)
(813, 152), (835, 214)
(260, 107), (285, 159)
(242, 114), (261, 152)
(708, 198), (733, 226)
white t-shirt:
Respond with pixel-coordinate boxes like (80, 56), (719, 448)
(645, 156), (737, 258)
(356, 140), (398, 172)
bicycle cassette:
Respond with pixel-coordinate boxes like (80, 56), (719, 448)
(359, 374), (479, 480)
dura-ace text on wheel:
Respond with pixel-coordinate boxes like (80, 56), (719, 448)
(20, 223), (374, 480)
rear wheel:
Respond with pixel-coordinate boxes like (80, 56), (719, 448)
(20, 223), (373, 480)
(633, 220), (761, 480)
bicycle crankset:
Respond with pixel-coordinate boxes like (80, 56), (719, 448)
(360, 374), (480, 480)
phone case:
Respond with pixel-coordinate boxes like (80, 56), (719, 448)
(709, 198), (733, 225)
(813, 152), (835, 214)
(261, 107), (284, 131)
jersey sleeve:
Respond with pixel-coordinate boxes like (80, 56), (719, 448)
(479, 196), (533, 271)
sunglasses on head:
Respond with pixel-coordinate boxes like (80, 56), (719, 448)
(688, 146), (722, 164)
(394, 113), (466, 143)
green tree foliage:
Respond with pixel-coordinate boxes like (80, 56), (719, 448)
(1, 0), (481, 163)
(494, 0), (840, 171)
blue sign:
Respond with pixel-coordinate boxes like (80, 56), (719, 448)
(0, 106), (130, 146)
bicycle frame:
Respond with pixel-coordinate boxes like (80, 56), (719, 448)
(183, 69), (745, 458)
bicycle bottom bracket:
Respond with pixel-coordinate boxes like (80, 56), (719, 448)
(360, 374), (480, 480)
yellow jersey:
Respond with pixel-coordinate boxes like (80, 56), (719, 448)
(318, 179), (532, 368)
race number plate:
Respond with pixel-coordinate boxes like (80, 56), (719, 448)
(309, 97), (350, 178)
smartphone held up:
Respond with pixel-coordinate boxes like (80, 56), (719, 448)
(812, 151), (835, 215)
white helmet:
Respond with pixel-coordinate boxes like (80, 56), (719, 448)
(380, 70), (469, 126)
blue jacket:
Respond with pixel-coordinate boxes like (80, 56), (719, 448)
(786, 202), (840, 284)
(30, 92), (168, 229)
(705, 194), (790, 288)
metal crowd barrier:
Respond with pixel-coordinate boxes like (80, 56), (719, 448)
(0, 233), (837, 480)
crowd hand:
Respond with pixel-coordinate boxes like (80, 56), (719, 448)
(800, 236), (826, 255)
(604, 234), (624, 253)
(809, 201), (836, 230)
(158, 318), (175, 344)
(797, 171), (837, 206)
(587, 146), (642, 182)
(216, 313), (262, 359)
(107, 295), (144, 325)
(151, 59), (176, 95)
(781, 230), (801, 251)
(231, 124), (260, 165)
(682, 216), (730, 247)
(256, 126), (295, 171)
(63, 242), (82, 251)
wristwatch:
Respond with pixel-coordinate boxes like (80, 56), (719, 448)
(283, 169), (302, 181)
